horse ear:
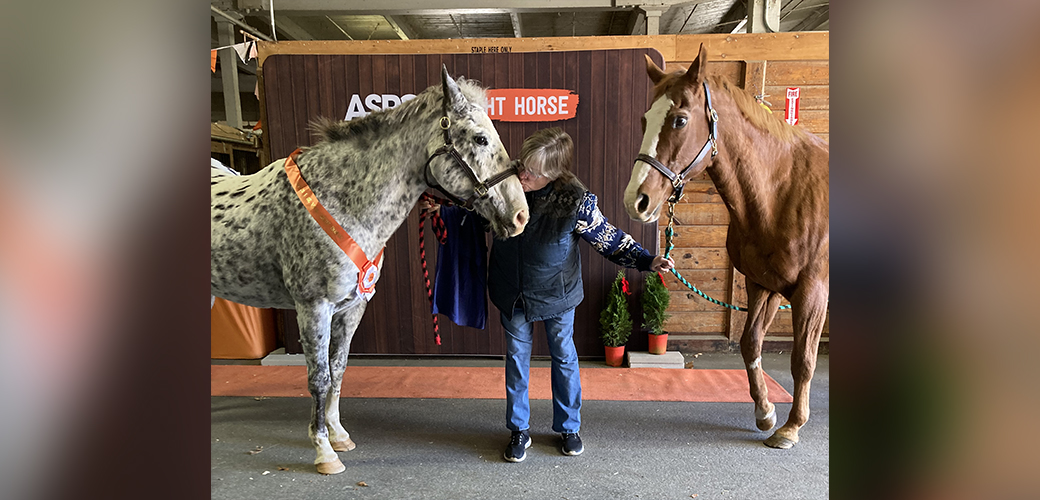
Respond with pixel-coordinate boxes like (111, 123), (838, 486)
(683, 44), (709, 85)
(645, 53), (667, 85)
(441, 64), (465, 113)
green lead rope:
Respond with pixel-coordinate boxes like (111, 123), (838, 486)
(662, 201), (791, 312)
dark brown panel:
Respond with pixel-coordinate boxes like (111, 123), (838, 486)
(262, 49), (661, 356)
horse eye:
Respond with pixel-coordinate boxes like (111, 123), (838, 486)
(475, 135), (489, 146)
(640, 116), (647, 133)
(673, 116), (688, 129)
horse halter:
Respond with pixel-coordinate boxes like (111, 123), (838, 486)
(423, 106), (517, 210)
(635, 80), (719, 203)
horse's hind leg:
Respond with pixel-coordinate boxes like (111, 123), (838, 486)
(295, 301), (345, 474)
(740, 280), (784, 433)
(764, 279), (828, 449)
(326, 301), (367, 452)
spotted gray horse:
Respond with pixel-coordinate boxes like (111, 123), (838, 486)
(211, 67), (529, 474)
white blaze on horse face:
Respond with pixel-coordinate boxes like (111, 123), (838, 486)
(624, 95), (675, 210)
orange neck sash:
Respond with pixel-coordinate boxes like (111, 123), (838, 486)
(284, 149), (385, 300)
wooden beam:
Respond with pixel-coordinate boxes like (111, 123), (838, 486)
(215, 18), (243, 129)
(257, 32), (828, 66)
(672, 32), (829, 61)
(792, 6), (829, 31)
(643, 9), (663, 36)
(627, 10), (645, 35)
(712, 0), (747, 34)
(273, 14), (314, 40)
(385, 15), (421, 40)
(509, 12), (523, 38)
(241, 0), (639, 15)
(259, 35), (678, 64)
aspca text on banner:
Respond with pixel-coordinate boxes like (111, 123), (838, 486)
(345, 93), (417, 121)
(486, 89), (579, 122)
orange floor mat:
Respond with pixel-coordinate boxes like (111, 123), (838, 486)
(212, 365), (793, 403)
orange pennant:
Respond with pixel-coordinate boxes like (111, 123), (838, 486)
(210, 50), (217, 72)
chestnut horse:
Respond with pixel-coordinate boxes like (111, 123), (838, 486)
(623, 45), (828, 449)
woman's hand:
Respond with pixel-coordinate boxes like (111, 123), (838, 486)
(418, 198), (440, 213)
(650, 255), (675, 273)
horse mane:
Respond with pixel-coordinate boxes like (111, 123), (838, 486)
(710, 76), (809, 144)
(310, 78), (489, 144)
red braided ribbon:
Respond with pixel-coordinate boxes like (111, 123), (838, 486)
(418, 193), (450, 346)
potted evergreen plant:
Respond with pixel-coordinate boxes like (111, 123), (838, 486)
(642, 272), (671, 354)
(599, 270), (632, 367)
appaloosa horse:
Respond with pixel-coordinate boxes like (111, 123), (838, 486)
(624, 45), (829, 449)
(211, 67), (529, 474)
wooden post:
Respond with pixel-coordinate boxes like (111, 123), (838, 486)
(747, 0), (781, 34)
(215, 17), (243, 129)
(743, 60), (767, 100)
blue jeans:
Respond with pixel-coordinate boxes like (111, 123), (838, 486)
(502, 307), (581, 433)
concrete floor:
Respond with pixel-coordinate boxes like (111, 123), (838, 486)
(211, 352), (829, 499)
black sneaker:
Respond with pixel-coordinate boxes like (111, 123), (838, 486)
(503, 430), (531, 462)
(561, 432), (583, 456)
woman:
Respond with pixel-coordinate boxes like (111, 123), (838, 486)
(491, 128), (674, 462)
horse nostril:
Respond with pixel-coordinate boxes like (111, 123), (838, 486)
(515, 209), (528, 228)
(636, 194), (650, 213)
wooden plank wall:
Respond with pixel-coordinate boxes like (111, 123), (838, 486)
(256, 32), (829, 355)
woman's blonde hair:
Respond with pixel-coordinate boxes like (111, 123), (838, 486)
(519, 127), (575, 183)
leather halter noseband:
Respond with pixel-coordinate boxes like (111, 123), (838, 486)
(635, 80), (719, 203)
(423, 99), (517, 209)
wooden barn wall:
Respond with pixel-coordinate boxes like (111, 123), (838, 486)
(260, 50), (661, 357)
(256, 32), (829, 355)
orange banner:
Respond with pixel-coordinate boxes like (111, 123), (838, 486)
(486, 88), (579, 122)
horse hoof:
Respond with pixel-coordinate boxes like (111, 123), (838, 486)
(332, 438), (356, 452)
(755, 406), (776, 431)
(763, 434), (797, 449)
(316, 458), (346, 475)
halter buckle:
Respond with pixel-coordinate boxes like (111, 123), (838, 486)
(709, 108), (718, 123)
(669, 180), (685, 203)
(474, 184), (488, 198)
(439, 116), (450, 129)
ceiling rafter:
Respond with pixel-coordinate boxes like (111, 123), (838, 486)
(509, 12), (523, 38)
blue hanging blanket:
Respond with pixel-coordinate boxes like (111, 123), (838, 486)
(432, 206), (488, 329)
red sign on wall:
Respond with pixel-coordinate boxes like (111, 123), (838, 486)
(784, 87), (800, 126)
(486, 88), (579, 122)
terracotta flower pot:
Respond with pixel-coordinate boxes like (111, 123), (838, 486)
(648, 333), (669, 355)
(604, 345), (625, 367)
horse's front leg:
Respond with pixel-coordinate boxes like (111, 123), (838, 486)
(764, 279), (828, 449)
(295, 300), (344, 474)
(740, 280), (784, 434)
(326, 300), (367, 452)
